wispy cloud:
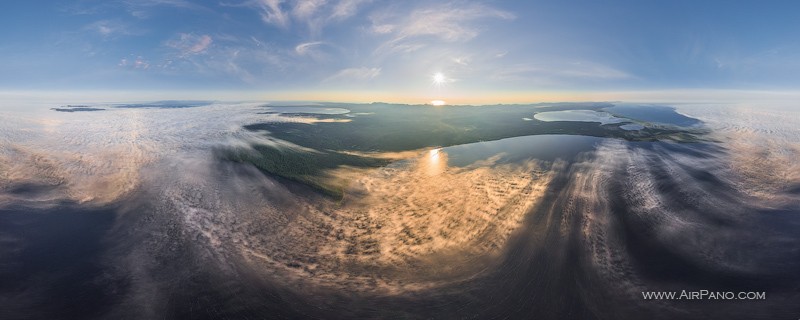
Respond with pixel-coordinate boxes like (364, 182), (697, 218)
(324, 67), (381, 82)
(165, 38), (290, 84)
(119, 56), (151, 70)
(370, 23), (394, 34)
(85, 20), (139, 38)
(292, 0), (325, 20)
(248, 0), (370, 34)
(372, 2), (514, 54)
(257, 0), (291, 28)
(166, 33), (213, 57)
(295, 41), (323, 55)
(330, 0), (371, 20)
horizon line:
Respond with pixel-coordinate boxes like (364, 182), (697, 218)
(2, 89), (800, 107)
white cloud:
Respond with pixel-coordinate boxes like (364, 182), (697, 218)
(169, 42), (289, 83)
(330, 0), (370, 20)
(292, 0), (326, 20)
(372, 2), (514, 54)
(119, 56), (151, 70)
(85, 20), (137, 37)
(166, 34), (213, 57)
(453, 56), (470, 66)
(370, 24), (394, 34)
(324, 67), (381, 82)
(404, 5), (513, 41)
(249, 0), (370, 32)
(295, 41), (323, 55)
(96, 25), (113, 36)
(258, 0), (290, 28)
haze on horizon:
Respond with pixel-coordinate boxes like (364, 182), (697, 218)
(2, 0), (800, 104)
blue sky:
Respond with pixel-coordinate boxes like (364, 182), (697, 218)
(1, 0), (799, 103)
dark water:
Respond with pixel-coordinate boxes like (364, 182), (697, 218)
(603, 105), (701, 126)
(0, 205), (122, 320)
(443, 134), (603, 166)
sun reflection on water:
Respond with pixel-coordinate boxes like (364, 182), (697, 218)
(424, 148), (446, 176)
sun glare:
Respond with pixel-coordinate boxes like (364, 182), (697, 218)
(432, 72), (446, 86)
(430, 100), (446, 106)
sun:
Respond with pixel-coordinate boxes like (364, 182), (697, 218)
(432, 72), (446, 86)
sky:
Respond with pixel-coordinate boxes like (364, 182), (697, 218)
(1, 0), (799, 104)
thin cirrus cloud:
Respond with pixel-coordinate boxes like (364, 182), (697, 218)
(252, 0), (371, 34)
(295, 41), (324, 55)
(292, 0), (326, 19)
(119, 56), (151, 70)
(29, 0), (629, 93)
(330, 0), (371, 20)
(371, 2), (515, 55)
(166, 33), (213, 57)
(323, 67), (381, 83)
(257, 0), (291, 28)
(85, 20), (131, 37)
